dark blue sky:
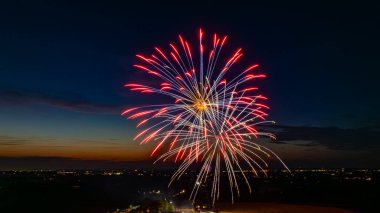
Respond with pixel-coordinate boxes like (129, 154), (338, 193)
(0, 1), (379, 169)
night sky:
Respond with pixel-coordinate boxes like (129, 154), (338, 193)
(1, 1), (379, 169)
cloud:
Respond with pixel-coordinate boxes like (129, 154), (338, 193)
(273, 125), (380, 151)
(0, 89), (120, 114)
(0, 135), (30, 146)
(0, 134), (127, 148)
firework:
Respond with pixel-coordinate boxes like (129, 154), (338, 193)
(122, 29), (289, 204)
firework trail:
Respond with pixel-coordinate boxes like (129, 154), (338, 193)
(122, 29), (289, 204)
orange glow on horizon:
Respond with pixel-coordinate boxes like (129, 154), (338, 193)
(0, 139), (153, 161)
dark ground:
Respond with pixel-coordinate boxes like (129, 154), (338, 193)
(0, 169), (378, 213)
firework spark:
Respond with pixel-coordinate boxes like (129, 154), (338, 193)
(122, 29), (289, 204)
